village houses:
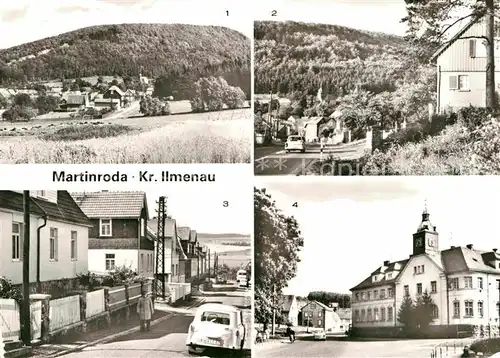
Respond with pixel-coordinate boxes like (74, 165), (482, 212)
(351, 206), (500, 338)
(432, 15), (500, 113)
(178, 227), (205, 282)
(0, 191), (90, 292)
(71, 191), (154, 278)
(147, 217), (188, 283)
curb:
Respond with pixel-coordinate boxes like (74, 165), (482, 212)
(44, 304), (197, 358)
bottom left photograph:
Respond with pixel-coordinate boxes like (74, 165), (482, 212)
(0, 190), (252, 358)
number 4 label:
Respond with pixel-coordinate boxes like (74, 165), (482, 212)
(292, 202), (298, 208)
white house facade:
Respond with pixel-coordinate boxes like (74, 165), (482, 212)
(0, 191), (90, 288)
(351, 207), (500, 338)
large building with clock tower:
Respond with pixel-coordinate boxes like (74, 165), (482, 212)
(350, 206), (500, 338)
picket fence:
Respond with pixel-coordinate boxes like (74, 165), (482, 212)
(168, 282), (191, 302)
(85, 289), (105, 319)
(49, 295), (80, 332)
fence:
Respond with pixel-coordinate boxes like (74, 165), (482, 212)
(0, 299), (20, 342)
(85, 289), (105, 319)
(49, 295), (81, 332)
(430, 339), (474, 358)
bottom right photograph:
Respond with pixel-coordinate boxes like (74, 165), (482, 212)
(254, 177), (500, 358)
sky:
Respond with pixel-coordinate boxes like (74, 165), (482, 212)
(137, 187), (252, 236)
(0, 0), (251, 49)
(259, 0), (409, 36)
(255, 177), (500, 296)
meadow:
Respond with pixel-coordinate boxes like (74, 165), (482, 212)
(0, 109), (251, 163)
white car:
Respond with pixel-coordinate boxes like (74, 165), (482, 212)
(186, 303), (246, 355)
(313, 329), (326, 341)
(285, 135), (306, 153)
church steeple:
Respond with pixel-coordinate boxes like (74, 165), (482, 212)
(413, 201), (439, 256)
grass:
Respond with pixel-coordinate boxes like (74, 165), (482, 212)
(42, 123), (136, 141)
(0, 118), (251, 163)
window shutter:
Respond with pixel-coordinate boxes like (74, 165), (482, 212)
(469, 39), (476, 58)
(55, 232), (58, 260)
(449, 75), (458, 90)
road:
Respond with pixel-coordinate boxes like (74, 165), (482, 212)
(257, 337), (467, 358)
(62, 290), (251, 358)
(254, 140), (367, 175)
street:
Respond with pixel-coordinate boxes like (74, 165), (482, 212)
(61, 290), (251, 358)
(254, 140), (367, 175)
(257, 337), (468, 358)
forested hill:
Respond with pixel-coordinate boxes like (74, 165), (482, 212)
(0, 23), (250, 95)
(254, 20), (413, 97)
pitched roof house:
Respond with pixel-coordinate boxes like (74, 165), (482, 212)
(147, 217), (187, 283)
(281, 295), (300, 326)
(178, 226), (201, 281)
(431, 15), (500, 113)
(103, 85), (125, 107)
(350, 207), (500, 338)
(71, 191), (154, 278)
(300, 300), (337, 331)
(0, 191), (91, 291)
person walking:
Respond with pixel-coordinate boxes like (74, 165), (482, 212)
(137, 291), (154, 332)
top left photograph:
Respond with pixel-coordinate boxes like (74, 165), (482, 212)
(0, 1), (251, 164)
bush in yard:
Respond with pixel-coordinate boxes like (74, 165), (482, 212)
(382, 123), (425, 151)
(103, 265), (146, 286)
(0, 277), (23, 304)
(140, 95), (169, 116)
(224, 86), (246, 109)
(457, 106), (494, 132)
(77, 272), (101, 291)
(471, 118), (500, 173)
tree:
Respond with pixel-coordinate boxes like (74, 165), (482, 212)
(0, 94), (7, 109)
(402, 0), (499, 109)
(414, 291), (436, 329)
(224, 86), (246, 109)
(139, 95), (170, 116)
(2, 106), (37, 121)
(34, 95), (59, 115)
(307, 291), (351, 308)
(254, 188), (304, 328)
(397, 294), (415, 332)
(12, 93), (32, 107)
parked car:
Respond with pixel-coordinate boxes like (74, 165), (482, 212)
(186, 303), (246, 355)
(285, 135), (306, 153)
(313, 329), (326, 341)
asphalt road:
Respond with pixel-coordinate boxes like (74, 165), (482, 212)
(257, 337), (467, 358)
(62, 292), (251, 358)
(254, 140), (367, 175)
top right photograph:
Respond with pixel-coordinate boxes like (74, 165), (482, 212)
(254, 0), (500, 176)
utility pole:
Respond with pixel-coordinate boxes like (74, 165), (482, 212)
(208, 249), (211, 279)
(22, 191), (31, 346)
(154, 196), (167, 301)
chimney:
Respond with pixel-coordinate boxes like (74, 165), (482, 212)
(493, 248), (498, 253)
(434, 226), (437, 231)
(450, 246), (456, 249)
(383, 260), (390, 266)
(466, 244), (473, 250)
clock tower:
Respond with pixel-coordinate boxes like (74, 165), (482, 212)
(412, 205), (439, 256)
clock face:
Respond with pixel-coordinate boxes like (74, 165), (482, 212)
(416, 238), (423, 247)
(428, 238), (435, 247)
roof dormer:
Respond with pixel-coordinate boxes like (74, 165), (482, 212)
(481, 249), (500, 270)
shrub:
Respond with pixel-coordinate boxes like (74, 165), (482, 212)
(471, 118), (500, 173)
(457, 106), (494, 132)
(42, 124), (135, 141)
(382, 123), (425, 151)
(2, 106), (38, 121)
(102, 265), (147, 287)
(77, 272), (101, 291)
(0, 277), (23, 303)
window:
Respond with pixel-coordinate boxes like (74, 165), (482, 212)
(70, 231), (77, 260)
(404, 285), (409, 296)
(374, 308), (379, 321)
(355, 293), (360, 302)
(421, 265), (425, 273)
(318, 319), (322, 326)
(450, 277), (459, 290)
(388, 288), (394, 298)
(478, 301), (484, 317)
(470, 39), (488, 58)
(141, 253), (144, 270)
(381, 307), (386, 321)
(496, 280), (500, 290)
(417, 283), (422, 295)
(367, 308), (372, 321)
(387, 273), (393, 279)
(374, 290), (378, 299)
(361, 292), (366, 300)
(414, 266), (417, 274)
(380, 289), (386, 299)
(464, 276), (473, 289)
(105, 253), (115, 270)
(361, 309), (366, 322)
(100, 218), (112, 236)
(449, 75), (469, 91)
(478, 277), (483, 290)
(367, 292), (371, 300)
(12, 222), (22, 260)
(431, 281), (437, 293)
(49, 228), (58, 260)
(465, 300), (473, 317)
(201, 311), (230, 325)
(453, 301), (460, 318)
(318, 310), (322, 317)
(432, 305), (439, 319)
(387, 307), (393, 321)
(354, 310), (360, 322)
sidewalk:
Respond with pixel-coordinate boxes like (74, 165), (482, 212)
(29, 297), (205, 358)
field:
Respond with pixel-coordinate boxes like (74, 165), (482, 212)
(0, 108), (251, 163)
